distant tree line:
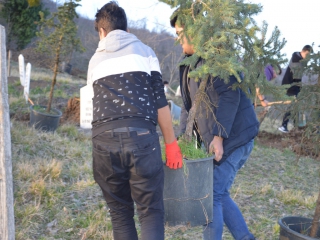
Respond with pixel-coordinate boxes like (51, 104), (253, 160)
(0, 0), (48, 50)
(0, 0), (182, 87)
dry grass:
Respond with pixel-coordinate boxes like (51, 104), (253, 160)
(10, 119), (320, 240)
(8, 66), (320, 239)
(9, 61), (84, 84)
(12, 122), (112, 240)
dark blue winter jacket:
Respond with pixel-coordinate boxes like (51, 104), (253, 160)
(179, 59), (259, 165)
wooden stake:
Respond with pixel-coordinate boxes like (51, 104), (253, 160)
(7, 50), (11, 77)
(28, 98), (34, 106)
(256, 100), (292, 107)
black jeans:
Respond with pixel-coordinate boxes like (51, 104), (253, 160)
(92, 129), (164, 240)
(282, 111), (291, 128)
(282, 86), (300, 128)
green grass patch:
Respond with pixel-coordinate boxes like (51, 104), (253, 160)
(32, 105), (61, 115)
(8, 81), (22, 97)
(30, 86), (51, 95)
(178, 137), (210, 160)
(9, 97), (29, 115)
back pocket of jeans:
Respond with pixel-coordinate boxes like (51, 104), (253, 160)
(92, 147), (114, 181)
(132, 140), (162, 179)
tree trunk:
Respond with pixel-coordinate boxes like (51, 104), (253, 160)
(310, 72), (320, 238)
(310, 190), (320, 237)
(184, 77), (208, 142)
(47, 35), (63, 113)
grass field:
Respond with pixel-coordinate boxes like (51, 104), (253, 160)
(10, 120), (320, 239)
(7, 64), (320, 239)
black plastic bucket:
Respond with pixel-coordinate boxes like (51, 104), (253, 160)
(278, 216), (320, 240)
(163, 157), (213, 227)
(29, 105), (62, 132)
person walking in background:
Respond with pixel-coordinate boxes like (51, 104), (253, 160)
(170, 9), (259, 240)
(256, 64), (280, 107)
(163, 80), (169, 94)
(163, 80), (175, 99)
(87, 2), (183, 240)
(278, 45), (313, 133)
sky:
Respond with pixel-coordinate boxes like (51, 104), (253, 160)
(74, 0), (174, 33)
(73, 0), (320, 62)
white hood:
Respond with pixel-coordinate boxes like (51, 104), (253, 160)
(96, 30), (140, 53)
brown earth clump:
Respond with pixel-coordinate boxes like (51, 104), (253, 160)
(61, 97), (80, 125)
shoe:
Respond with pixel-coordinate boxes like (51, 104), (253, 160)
(278, 126), (288, 133)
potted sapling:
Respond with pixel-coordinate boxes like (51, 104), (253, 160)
(29, 0), (83, 131)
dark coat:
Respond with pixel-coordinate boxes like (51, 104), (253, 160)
(179, 59), (259, 165)
(282, 52), (303, 96)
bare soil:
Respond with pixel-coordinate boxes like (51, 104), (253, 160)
(256, 128), (320, 160)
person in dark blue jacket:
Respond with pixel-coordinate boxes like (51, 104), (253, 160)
(171, 11), (259, 240)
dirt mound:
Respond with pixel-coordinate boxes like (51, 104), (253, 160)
(257, 128), (320, 160)
(61, 98), (80, 125)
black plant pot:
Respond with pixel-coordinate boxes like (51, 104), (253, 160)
(279, 216), (320, 240)
(29, 105), (62, 132)
(163, 157), (213, 227)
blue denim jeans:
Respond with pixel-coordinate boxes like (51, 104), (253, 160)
(203, 139), (255, 240)
(92, 129), (164, 240)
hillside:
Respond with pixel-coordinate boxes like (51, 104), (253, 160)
(4, 0), (182, 87)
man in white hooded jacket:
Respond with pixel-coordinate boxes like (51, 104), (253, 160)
(87, 2), (183, 240)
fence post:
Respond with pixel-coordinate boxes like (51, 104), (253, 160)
(0, 25), (15, 240)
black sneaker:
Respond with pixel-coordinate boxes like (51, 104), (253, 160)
(278, 126), (288, 133)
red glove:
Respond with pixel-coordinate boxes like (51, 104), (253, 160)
(165, 140), (183, 169)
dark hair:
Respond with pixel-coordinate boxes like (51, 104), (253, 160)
(170, 9), (179, 27)
(95, 1), (127, 35)
(302, 45), (313, 53)
(170, 6), (201, 27)
(163, 81), (169, 85)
